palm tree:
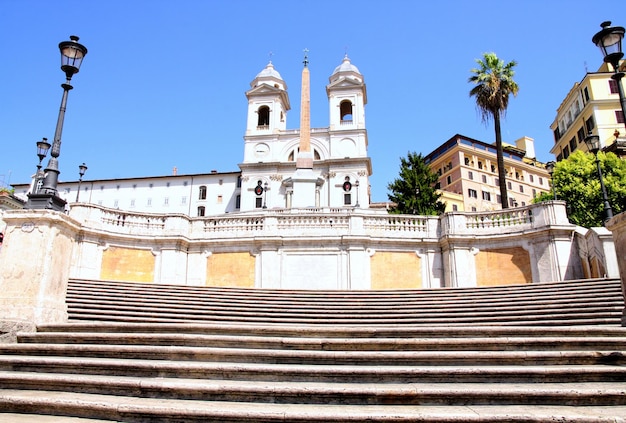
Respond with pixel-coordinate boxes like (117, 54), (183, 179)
(469, 52), (519, 209)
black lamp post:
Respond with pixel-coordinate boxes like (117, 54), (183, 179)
(592, 21), (626, 131)
(585, 133), (614, 224)
(26, 35), (88, 211)
(355, 180), (360, 208)
(75, 163), (87, 202)
(34, 138), (51, 194)
(262, 181), (268, 209)
(546, 161), (557, 200)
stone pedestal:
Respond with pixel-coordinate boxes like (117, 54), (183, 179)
(0, 210), (78, 332)
(606, 212), (626, 326)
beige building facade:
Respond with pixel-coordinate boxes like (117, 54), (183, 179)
(425, 134), (551, 212)
(550, 61), (626, 160)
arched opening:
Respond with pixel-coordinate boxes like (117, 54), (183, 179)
(197, 206), (205, 217)
(257, 106), (270, 128)
(340, 100), (353, 122)
(198, 186), (207, 200)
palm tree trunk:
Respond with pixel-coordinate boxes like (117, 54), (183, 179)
(494, 113), (509, 209)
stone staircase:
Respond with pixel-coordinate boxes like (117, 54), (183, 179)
(0, 278), (624, 422)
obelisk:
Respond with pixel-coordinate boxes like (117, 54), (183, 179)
(291, 49), (318, 208)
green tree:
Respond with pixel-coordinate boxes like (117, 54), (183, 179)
(387, 151), (445, 215)
(534, 150), (626, 227)
(469, 52), (519, 209)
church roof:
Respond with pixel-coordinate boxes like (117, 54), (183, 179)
(255, 62), (283, 80)
(332, 55), (361, 76)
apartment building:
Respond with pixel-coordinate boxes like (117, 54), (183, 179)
(550, 61), (626, 160)
(425, 134), (551, 212)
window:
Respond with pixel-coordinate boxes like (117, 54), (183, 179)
(147, 198), (152, 206)
(468, 189), (477, 198)
(464, 157), (470, 166)
(236, 195), (241, 209)
(563, 145), (570, 159)
(468, 171), (473, 180)
(585, 116), (595, 133)
(577, 127), (586, 144)
(583, 86), (590, 102)
(435, 182), (441, 189)
(553, 127), (561, 142)
(344, 193), (352, 205)
(471, 206), (477, 212)
(452, 204), (458, 211)
(529, 175), (534, 183)
(609, 79), (619, 94)
(197, 206), (205, 217)
(569, 137), (577, 152)
(539, 177), (544, 186)
(199, 186), (207, 200)
(446, 175), (452, 185)
(507, 181), (512, 189)
(491, 165), (496, 173)
(114, 200), (119, 208)
(616, 110), (625, 124)
(257, 106), (270, 127)
(482, 191), (491, 201)
(164, 197), (169, 206)
(339, 100), (353, 122)
(182, 196), (187, 205)
(255, 197), (263, 208)
(478, 161), (483, 170)
(519, 185), (524, 193)
(219, 179), (223, 186)
(482, 175), (487, 183)
(237, 176), (242, 188)
(130, 199), (135, 208)
(217, 195), (223, 204)
(532, 189), (537, 197)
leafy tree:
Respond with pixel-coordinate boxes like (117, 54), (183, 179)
(387, 151), (445, 215)
(469, 52), (519, 209)
(534, 150), (626, 227)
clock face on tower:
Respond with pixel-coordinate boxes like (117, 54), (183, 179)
(254, 143), (270, 158)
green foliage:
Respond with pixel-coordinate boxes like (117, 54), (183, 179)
(534, 150), (626, 227)
(468, 52), (519, 121)
(387, 151), (445, 215)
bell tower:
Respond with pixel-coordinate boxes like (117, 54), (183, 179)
(327, 55), (367, 132)
(245, 61), (290, 136)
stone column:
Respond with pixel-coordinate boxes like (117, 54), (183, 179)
(605, 212), (626, 326)
(0, 210), (78, 335)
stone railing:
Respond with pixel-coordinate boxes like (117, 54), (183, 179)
(68, 201), (572, 241)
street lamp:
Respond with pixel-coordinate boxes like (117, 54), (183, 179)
(592, 21), (626, 131)
(546, 161), (557, 200)
(75, 163), (88, 202)
(34, 138), (51, 194)
(355, 180), (360, 208)
(26, 35), (88, 211)
(262, 181), (268, 209)
(584, 133), (614, 224)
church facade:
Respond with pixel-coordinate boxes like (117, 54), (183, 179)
(12, 56), (372, 218)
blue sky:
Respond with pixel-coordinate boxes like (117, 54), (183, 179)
(1, 0), (624, 202)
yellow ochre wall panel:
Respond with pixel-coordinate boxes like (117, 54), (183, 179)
(370, 251), (421, 289)
(475, 247), (531, 286)
(100, 247), (154, 283)
(207, 252), (255, 288)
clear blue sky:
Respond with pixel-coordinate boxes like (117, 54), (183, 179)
(1, 0), (624, 202)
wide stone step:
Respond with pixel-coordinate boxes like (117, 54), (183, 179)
(1, 372), (625, 406)
(14, 331), (626, 352)
(2, 390), (626, 422)
(0, 343), (623, 366)
(2, 356), (625, 383)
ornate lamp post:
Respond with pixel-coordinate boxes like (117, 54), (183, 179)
(592, 21), (626, 131)
(262, 181), (268, 209)
(585, 133), (614, 224)
(75, 163), (88, 202)
(546, 161), (557, 200)
(26, 36), (88, 211)
(355, 180), (360, 208)
(34, 138), (51, 194)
